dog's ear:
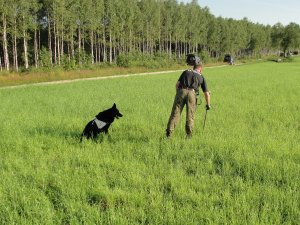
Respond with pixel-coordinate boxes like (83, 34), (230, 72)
(112, 103), (116, 108)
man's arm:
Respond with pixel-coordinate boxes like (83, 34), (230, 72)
(177, 71), (186, 90)
(176, 81), (181, 90)
(204, 91), (211, 109)
(200, 75), (211, 109)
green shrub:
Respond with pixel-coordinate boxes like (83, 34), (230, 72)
(61, 55), (77, 71)
(116, 54), (130, 67)
(200, 50), (211, 63)
(39, 48), (52, 68)
(74, 51), (93, 68)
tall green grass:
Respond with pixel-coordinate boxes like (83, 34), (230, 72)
(0, 58), (299, 224)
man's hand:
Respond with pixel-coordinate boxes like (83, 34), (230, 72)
(206, 104), (211, 110)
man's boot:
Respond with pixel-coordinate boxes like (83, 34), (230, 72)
(166, 129), (171, 138)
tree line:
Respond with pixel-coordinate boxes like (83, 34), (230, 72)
(1, 0), (300, 72)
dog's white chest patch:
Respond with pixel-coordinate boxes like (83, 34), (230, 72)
(94, 118), (107, 129)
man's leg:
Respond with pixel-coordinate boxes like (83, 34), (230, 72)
(185, 90), (196, 137)
(166, 90), (185, 137)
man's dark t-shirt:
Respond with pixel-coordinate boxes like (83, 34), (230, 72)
(178, 70), (208, 94)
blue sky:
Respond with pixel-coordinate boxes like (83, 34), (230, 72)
(179, 0), (300, 26)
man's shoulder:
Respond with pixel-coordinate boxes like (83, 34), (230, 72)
(179, 69), (191, 78)
(183, 69), (192, 73)
(181, 69), (194, 75)
(191, 70), (203, 79)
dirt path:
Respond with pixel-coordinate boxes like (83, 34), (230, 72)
(0, 65), (230, 90)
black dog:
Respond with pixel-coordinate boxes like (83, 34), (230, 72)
(80, 103), (123, 141)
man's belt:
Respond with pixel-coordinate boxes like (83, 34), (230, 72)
(181, 87), (195, 91)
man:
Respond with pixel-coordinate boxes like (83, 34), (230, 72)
(166, 54), (211, 138)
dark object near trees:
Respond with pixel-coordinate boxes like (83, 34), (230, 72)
(186, 54), (201, 66)
(224, 54), (234, 64)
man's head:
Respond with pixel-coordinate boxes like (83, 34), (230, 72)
(186, 53), (201, 66)
(193, 63), (203, 73)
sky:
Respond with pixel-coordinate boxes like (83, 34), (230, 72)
(179, 0), (300, 26)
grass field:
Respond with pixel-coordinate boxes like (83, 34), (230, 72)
(0, 58), (299, 224)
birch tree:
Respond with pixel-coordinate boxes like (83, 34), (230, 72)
(0, 0), (10, 70)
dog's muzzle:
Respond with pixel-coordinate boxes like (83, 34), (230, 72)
(116, 113), (123, 119)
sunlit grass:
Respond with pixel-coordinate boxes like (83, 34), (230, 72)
(0, 58), (299, 224)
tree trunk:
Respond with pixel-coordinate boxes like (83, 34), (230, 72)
(71, 29), (75, 59)
(175, 38), (178, 57)
(165, 38), (168, 54)
(67, 42), (70, 62)
(113, 35), (116, 62)
(47, 11), (53, 65)
(53, 20), (57, 65)
(78, 25), (81, 54)
(98, 34), (102, 62)
(61, 33), (64, 59)
(13, 33), (18, 72)
(129, 29), (132, 52)
(57, 25), (60, 65)
(82, 28), (85, 53)
(34, 28), (38, 68)
(13, 17), (18, 72)
(103, 30), (107, 62)
(90, 30), (94, 64)
(61, 20), (64, 58)
(78, 25), (82, 65)
(95, 33), (98, 63)
(159, 36), (161, 52)
(169, 33), (172, 58)
(102, 29), (107, 62)
(23, 30), (29, 69)
(142, 37), (145, 53)
(109, 29), (112, 64)
(2, 14), (9, 71)
(146, 23), (149, 53)
(38, 29), (41, 52)
(23, 15), (29, 69)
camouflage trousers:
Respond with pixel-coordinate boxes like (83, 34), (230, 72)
(166, 88), (197, 137)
